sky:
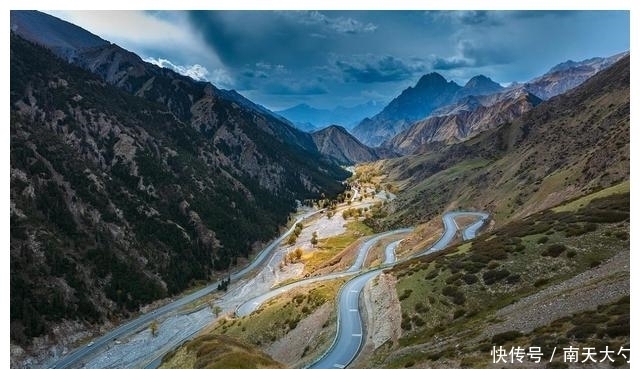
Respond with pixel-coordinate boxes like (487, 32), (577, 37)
(44, 10), (630, 111)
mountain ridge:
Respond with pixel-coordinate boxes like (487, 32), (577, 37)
(275, 101), (383, 132)
(9, 13), (347, 360)
(351, 73), (504, 146)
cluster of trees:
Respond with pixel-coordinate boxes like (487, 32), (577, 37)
(342, 207), (365, 220)
(287, 222), (304, 245)
(284, 247), (303, 264)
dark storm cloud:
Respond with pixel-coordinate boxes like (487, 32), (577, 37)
(186, 11), (377, 70)
(287, 11), (377, 34)
(432, 57), (473, 70)
(176, 10), (628, 109)
(335, 55), (420, 83)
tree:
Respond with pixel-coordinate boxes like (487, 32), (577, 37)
(212, 305), (223, 317)
(288, 234), (297, 245)
(150, 320), (159, 337)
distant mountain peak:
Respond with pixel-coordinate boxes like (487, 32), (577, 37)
(415, 72), (449, 88)
(465, 75), (498, 88)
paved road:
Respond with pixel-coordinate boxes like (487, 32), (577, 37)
(384, 240), (401, 264)
(307, 269), (383, 369)
(306, 211), (488, 369)
(50, 209), (322, 369)
(419, 211), (489, 256)
(346, 228), (413, 272)
(236, 229), (411, 317)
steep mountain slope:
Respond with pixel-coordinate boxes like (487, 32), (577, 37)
(311, 125), (381, 165)
(275, 101), (382, 131)
(351, 73), (461, 146)
(11, 11), (312, 153)
(352, 73), (503, 147)
(10, 10), (109, 59)
(522, 51), (628, 100)
(384, 90), (542, 154)
(370, 55), (629, 229)
(357, 189), (628, 369)
(9, 30), (347, 356)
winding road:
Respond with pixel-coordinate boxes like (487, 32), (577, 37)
(49, 205), (488, 369)
(305, 211), (488, 369)
(50, 209), (323, 369)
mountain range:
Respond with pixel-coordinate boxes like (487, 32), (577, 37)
(9, 10), (630, 369)
(374, 54), (629, 229)
(10, 10), (348, 352)
(351, 52), (627, 148)
(383, 88), (542, 154)
(351, 73), (503, 146)
(275, 101), (383, 132)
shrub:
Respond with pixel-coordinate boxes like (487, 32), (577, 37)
(425, 269), (439, 280)
(412, 315), (426, 326)
(541, 244), (566, 257)
(415, 302), (428, 313)
(505, 274), (521, 284)
(453, 309), (466, 319)
(462, 274), (478, 285)
(482, 269), (511, 285)
(399, 289), (413, 300)
(534, 278), (549, 287)
(491, 330), (522, 345)
(566, 323), (597, 340)
(445, 273), (462, 285)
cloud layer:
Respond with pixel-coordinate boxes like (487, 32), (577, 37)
(48, 10), (629, 110)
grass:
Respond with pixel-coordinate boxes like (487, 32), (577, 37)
(207, 279), (344, 348)
(553, 180), (629, 213)
(302, 221), (373, 275)
(160, 334), (286, 369)
(378, 190), (629, 368)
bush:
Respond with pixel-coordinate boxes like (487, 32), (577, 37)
(534, 278), (549, 287)
(505, 274), (521, 284)
(399, 289), (413, 300)
(541, 244), (566, 257)
(566, 323), (597, 340)
(491, 330), (522, 345)
(415, 302), (428, 313)
(412, 315), (426, 326)
(462, 274), (478, 285)
(453, 309), (466, 319)
(482, 269), (511, 285)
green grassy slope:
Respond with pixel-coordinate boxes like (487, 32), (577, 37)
(363, 189), (629, 369)
(372, 56), (629, 230)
